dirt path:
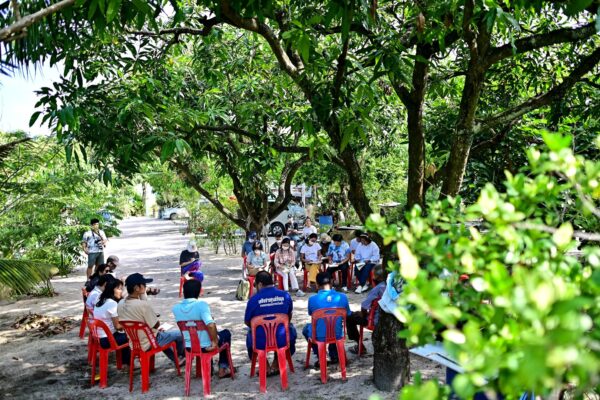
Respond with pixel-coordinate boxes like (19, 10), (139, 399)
(0, 217), (441, 399)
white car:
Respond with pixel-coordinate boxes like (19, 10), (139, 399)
(268, 201), (306, 236)
(161, 207), (189, 220)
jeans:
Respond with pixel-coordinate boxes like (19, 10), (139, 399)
(302, 324), (339, 361)
(190, 329), (232, 369)
(246, 324), (297, 359)
(355, 262), (375, 286)
(326, 261), (349, 287)
(156, 330), (185, 362)
(100, 331), (130, 364)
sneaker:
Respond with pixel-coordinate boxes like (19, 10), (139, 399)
(296, 290), (305, 297)
(354, 286), (363, 294)
(362, 284), (370, 292)
(341, 286), (348, 292)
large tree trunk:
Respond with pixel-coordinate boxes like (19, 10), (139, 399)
(373, 312), (411, 391)
(339, 148), (373, 223)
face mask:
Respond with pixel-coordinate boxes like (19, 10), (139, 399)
(254, 250), (260, 255)
(309, 240), (316, 245)
(249, 239), (255, 243)
(282, 245), (290, 250)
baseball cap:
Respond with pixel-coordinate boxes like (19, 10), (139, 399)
(125, 273), (153, 287)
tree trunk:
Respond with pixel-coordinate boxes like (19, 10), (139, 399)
(373, 311), (411, 391)
(339, 148), (373, 223)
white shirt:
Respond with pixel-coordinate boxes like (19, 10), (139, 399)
(82, 230), (107, 253)
(86, 287), (102, 309)
(354, 242), (380, 263)
(302, 225), (317, 238)
(300, 242), (321, 263)
(93, 298), (118, 338)
(350, 238), (361, 252)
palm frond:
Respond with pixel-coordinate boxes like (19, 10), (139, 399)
(0, 258), (56, 296)
(0, 137), (31, 163)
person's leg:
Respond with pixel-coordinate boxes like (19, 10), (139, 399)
(156, 330), (184, 362)
(277, 271), (289, 291)
(288, 270), (299, 291)
(289, 324), (297, 356)
(96, 252), (105, 266)
(217, 329), (232, 370)
(86, 253), (97, 279)
(328, 343), (339, 361)
(308, 263), (319, 285)
(362, 263), (375, 286)
(113, 332), (131, 364)
(339, 262), (349, 288)
(326, 265), (339, 283)
(246, 329), (253, 360)
(346, 312), (367, 343)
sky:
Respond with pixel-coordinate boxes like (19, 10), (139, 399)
(0, 62), (62, 136)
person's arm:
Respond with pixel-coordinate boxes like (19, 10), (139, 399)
(100, 230), (108, 246)
(205, 322), (219, 351)
(81, 233), (89, 254)
(112, 316), (123, 331)
(372, 243), (381, 262)
(262, 253), (269, 269)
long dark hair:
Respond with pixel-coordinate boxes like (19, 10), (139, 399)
(90, 263), (109, 280)
(96, 279), (123, 308)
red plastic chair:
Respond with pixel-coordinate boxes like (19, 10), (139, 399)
(250, 314), (295, 393)
(87, 318), (129, 388)
(176, 321), (235, 396)
(349, 262), (375, 290)
(304, 307), (348, 384)
(179, 276), (204, 298)
(358, 298), (380, 356)
(79, 287), (89, 339)
(85, 306), (95, 365)
(243, 256), (256, 297)
(120, 320), (181, 393)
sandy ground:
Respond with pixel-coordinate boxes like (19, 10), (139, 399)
(0, 217), (443, 399)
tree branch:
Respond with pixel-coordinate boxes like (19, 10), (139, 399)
(126, 18), (220, 38)
(0, 0), (75, 42)
(331, 36), (350, 107)
(513, 222), (600, 242)
(478, 46), (600, 132)
(484, 23), (597, 67)
(269, 154), (310, 218)
(171, 159), (245, 227)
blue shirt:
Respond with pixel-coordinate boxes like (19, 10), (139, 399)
(308, 289), (351, 340)
(361, 281), (386, 325)
(242, 240), (254, 257)
(327, 241), (350, 263)
(244, 286), (293, 349)
(172, 299), (214, 348)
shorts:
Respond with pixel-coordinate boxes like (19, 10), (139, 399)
(88, 252), (105, 268)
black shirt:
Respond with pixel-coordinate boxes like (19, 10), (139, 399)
(270, 242), (281, 254)
(285, 222), (299, 235)
(180, 250), (200, 265)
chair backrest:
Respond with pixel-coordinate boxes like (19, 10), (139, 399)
(86, 305), (94, 318)
(88, 318), (121, 349)
(81, 287), (88, 302)
(176, 320), (208, 353)
(366, 299), (380, 331)
(310, 307), (347, 342)
(250, 313), (290, 352)
(120, 320), (159, 351)
(243, 255), (247, 270)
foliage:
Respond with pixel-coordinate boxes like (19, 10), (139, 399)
(190, 202), (243, 255)
(0, 258), (57, 298)
(0, 133), (134, 276)
(368, 132), (600, 398)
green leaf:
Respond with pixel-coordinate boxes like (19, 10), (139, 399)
(29, 111), (42, 127)
(106, 0), (122, 23)
(397, 241), (420, 280)
(552, 222), (573, 248)
(565, 0), (593, 15)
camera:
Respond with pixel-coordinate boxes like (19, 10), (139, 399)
(94, 237), (104, 249)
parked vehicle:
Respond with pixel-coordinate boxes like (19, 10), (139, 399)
(160, 207), (189, 220)
(268, 201), (306, 236)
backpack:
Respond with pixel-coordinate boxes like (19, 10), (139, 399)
(235, 279), (250, 301)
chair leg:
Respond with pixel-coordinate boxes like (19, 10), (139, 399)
(140, 356), (151, 393)
(277, 348), (289, 391)
(79, 310), (87, 339)
(184, 353), (193, 397)
(227, 348), (235, 379)
(179, 278), (183, 298)
(201, 355), (213, 396)
(304, 339), (312, 369)
(317, 342), (328, 384)
(128, 355), (135, 392)
(286, 348), (295, 373)
(87, 336), (93, 365)
(258, 351), (267, 393)
(116, 349), (123, 369)
(336, 340), (347, 381)
(90, 348), (97, 387)
(172, 344), (181, 376)
(99, 350), (109, 388)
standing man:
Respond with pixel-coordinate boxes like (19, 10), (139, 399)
(244, 271), (297, 376)
(82, 218), (108, 279)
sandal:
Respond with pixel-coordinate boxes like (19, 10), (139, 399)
(267, 367), (280, 377)
(349, 344), (367, 354)
(218, 367), (232, 379)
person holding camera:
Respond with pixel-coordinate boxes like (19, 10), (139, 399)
(82, 218), (108, 279)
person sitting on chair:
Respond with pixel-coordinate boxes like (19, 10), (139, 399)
(246, 241), (269, 277)
(274, 238), (305, 297)
(269, 233), (284, 255)
(93, 278), (130, 365)
(302, 272), (351, 366)
(244, 271), (297, 376)
(241, 231), (257, 258)
(326, 234), (351, 292)
(353, 233), (380, 294)
(347, 264), (386, 354)
(86, 273), (114, 310)
(172, 279), (233, 378)
(300, 233), (321, 292)
(118, 273), (185, 366)
(85, 263), (110, 293)
(180, 241), (204, 282)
